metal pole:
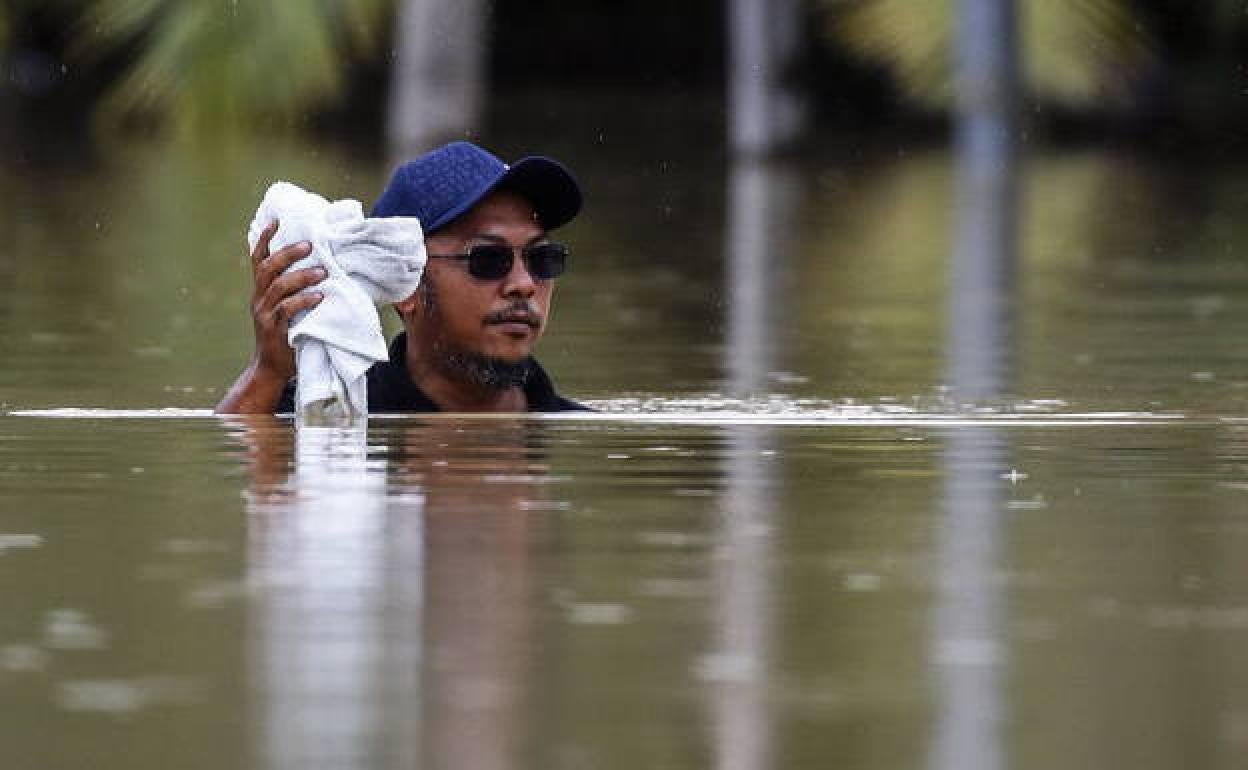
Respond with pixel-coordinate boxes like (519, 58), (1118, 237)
(727, 0), (807, 157)
(388, 0), (489, 159)
(948, 0), (1021, 402)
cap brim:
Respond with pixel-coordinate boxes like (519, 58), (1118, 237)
(497, 156), (583, 232)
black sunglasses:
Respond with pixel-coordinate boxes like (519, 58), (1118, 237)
(426, 241), (568, 281)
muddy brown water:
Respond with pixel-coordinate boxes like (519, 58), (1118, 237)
(4, 135), (1248, 769)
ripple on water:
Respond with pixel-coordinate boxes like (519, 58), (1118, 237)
(0, 534), (43, 553)
(6, 397), (1189, 426)
(54, 676), (202, 714)
(43, 609), (109, 651)
(0, 644), (49, 672)
(564, 602), (637, 626)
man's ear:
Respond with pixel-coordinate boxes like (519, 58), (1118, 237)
(394, 289), (420, 320)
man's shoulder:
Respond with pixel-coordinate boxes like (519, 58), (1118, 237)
(366, 355), (439, 412)
(523, 359), (592, 412)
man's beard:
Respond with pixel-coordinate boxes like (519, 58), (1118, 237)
(439, 348), (532, 389)
(419, 278), (533, 391)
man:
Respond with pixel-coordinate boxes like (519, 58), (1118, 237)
(215, 141), (588, 414)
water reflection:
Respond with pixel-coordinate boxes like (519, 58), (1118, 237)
(8, 401), (1248, 768)
(709, 430), (776, 770)
(931, 429), (1009, 770)
(231, 418), (551, 770)
(707, 159), (800, 770)
(930, 38), (1020, 766)
(401, 422), (546, 770)
(234, 419), (421, 768)
(224, 405), (795, 770)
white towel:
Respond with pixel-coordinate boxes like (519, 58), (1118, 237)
(247, 182), (426, 420)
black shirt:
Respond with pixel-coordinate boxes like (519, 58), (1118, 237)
(276, 332), (589, 413)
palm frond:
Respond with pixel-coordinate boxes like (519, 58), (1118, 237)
(823, 0), (1153, 108)
(76, 0), (391, 135)
(831, 0), (953, 104)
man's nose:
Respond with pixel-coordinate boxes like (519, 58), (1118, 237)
(500, 251), (537, 297)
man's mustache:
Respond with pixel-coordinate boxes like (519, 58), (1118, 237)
(485, 301), (543, 326)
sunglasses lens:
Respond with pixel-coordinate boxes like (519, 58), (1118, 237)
(526, 243), (568, 280)
(466, 244), (513, 280)
(461, 243), (568, 281)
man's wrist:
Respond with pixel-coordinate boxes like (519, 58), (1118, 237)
(215, 357), (291, 414)
(247, 357), (292, 389)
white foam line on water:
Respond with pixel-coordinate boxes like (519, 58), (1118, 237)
(533, 412), (1184, 427)
(4, 407), (1189, 427)
(8, 408), (217, 419)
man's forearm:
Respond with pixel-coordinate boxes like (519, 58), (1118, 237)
(214, 360), (288, 414)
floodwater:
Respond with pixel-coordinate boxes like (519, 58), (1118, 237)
(6, 121), (1248, 769)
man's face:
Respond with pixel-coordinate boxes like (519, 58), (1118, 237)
(398, 190), (555, 377)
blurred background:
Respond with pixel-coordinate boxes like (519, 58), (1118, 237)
(7, 0), (1248, 149)
(4, 0), (1248, 412)
(4, 0), (1248, 410)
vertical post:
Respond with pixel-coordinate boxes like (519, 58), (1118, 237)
(725, 161), (799, 396)
(388, 0), (489, 160)
(948, 0), (1020, 401)
(931, 3), (1020, 770)
(955, 0), (1020, 145)
(727, 0), (807, 157)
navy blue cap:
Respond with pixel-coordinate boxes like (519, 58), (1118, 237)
(371, 141), (582, 234)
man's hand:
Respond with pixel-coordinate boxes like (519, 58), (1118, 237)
(215, 221), (326, 413)
(248, 220), (326, 381)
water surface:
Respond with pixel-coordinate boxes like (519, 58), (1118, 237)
(4, 132), (1248, 769)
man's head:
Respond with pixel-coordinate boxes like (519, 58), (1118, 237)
(374, 142), (582, 390)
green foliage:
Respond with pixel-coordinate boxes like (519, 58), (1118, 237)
(75, 0), (390, 135)
(823, 0), (1154, 108)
